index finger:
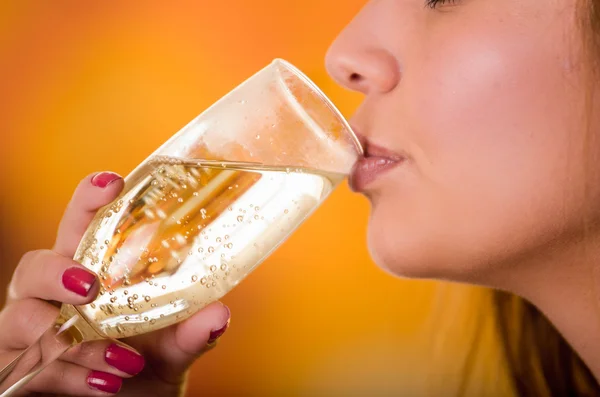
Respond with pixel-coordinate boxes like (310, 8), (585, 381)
(53, 172), (124, 258)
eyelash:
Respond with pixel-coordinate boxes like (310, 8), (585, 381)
(425, 0), (456, 9)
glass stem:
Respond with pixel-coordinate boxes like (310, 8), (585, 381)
(0, 308), (87, 396)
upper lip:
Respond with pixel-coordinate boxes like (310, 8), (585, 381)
(354, 131), (405, 161)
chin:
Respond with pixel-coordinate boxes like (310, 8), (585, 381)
(367, 229), (428, 280)
(365, 207), (474, 282)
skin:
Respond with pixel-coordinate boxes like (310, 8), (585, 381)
(327, 0), (600, 383)
(0, 174), (230, 396)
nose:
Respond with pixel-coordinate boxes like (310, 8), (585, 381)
(326, 32), (400, 95)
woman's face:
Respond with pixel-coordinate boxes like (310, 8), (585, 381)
(327, 0), (600, 284)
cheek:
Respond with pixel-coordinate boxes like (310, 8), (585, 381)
(416, 26), (577, 175)
(368, 18), (599, 278)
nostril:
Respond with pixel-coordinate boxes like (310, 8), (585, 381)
(349, 73), (363, 83)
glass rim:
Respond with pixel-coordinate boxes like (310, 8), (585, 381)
(272, 58), (364, 156)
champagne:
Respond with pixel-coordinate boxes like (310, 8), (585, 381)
(71, 156), (343, 339)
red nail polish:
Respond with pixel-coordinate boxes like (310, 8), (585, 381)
(91, 172), (121, 188)
(105, 343), (145, 375)
(87, 371), (122, 394)
(62, 267), (96, 297)
(208, 314), (230, 345)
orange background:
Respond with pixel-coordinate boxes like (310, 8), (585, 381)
(0, 2), (509, 396)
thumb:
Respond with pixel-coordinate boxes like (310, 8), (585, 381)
(129, 302), (231, 384)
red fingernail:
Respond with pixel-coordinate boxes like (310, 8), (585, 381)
(91, 172), (121, 188)
(62, 267), (96, 297)
(87, 371), (122, 394)
(208, 306), (231, 344)
(105, 343), (145, 375)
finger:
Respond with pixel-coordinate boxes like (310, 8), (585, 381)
(0, 304), (137, 392)
(54, 171), (124, 258)
(127, 302), (230, 384)
(0, 299), (58, 349)
(7, 250), (99, 305)
(26, 358), (123, 396)
(0, 350), (122, 397)
(0, 300), (144, 380)
(60, 340), (145, 378)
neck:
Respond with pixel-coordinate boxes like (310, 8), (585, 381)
(493, 236), (600, 382)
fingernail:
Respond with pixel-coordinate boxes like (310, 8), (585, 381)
(105, 343), (145, 375)
(91, 172), (121, 188)
(62, 267), (96, 297)
(87, 371), (122, 394)
(208, 306), (231, 344)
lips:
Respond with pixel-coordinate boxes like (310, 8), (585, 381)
(349, 134), (405, 192)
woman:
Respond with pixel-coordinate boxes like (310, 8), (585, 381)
(2, 0), (600, 395)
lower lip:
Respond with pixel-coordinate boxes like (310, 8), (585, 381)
(349, 157), (403, 192)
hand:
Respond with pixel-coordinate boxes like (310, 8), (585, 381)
(0, 172), (231, 396)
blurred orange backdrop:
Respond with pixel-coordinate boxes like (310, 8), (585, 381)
(0, 2), (508, 396)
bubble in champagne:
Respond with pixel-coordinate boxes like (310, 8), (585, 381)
(226, 243), (233, 249)
(192, 275), (198, 282)
(216, 237), (222, 243)
(237, 216), (244, 222)
(210, 265), (217, 272)
(144, 296), (151, 302)
(125, 316), (130, 321)
(220, 264), (228, 271)
(208, 247), (215, 253)
(201, 277), (207, 285)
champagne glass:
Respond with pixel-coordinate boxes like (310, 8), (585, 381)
(0, 59), (362, 396)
